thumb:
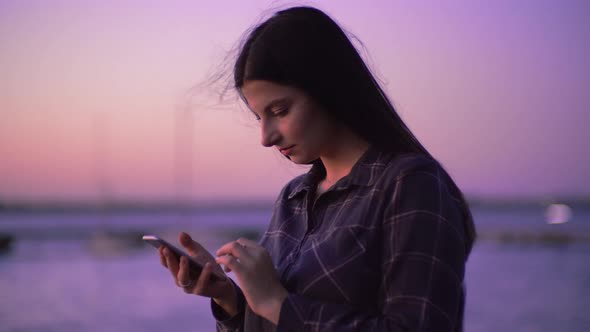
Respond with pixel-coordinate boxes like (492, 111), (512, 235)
(179, 232), (202, 256)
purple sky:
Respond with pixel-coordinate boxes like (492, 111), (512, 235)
(1, 0), (589, 202)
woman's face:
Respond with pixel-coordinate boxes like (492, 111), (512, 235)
(241, 80), (338, 164)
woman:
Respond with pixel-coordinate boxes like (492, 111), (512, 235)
(158, 6), (476, 332)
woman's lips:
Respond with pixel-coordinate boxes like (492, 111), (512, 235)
(279, 145), (295, 155)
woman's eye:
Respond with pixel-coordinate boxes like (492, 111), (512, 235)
(273, 107), (288, 116)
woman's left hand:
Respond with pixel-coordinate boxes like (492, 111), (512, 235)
(215, 238), (288, 325)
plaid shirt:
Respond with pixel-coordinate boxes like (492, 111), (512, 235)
(212, 145), (472, 331)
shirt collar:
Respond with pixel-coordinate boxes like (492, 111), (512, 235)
(287, 145), (393, 200)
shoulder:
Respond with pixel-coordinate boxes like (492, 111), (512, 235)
(378, 152), (444, 186)
(378, 153), (465, 218)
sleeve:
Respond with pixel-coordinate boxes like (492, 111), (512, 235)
(275, 163), (468, 332)
(210, 278), (247, 332)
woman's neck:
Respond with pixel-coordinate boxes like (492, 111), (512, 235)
(319, 130), (370, 185)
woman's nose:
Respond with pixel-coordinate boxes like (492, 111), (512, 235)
(260, 120), (280, 147)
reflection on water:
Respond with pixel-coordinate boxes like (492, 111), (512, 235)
(545, 203), (573, 224)
(0, 207), (589, 332)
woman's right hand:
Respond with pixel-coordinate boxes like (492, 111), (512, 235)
(159, 232), (239, 316)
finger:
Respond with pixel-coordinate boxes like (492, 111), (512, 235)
(213, 254), (232, 273)
(216, 241), (250, 260)
(211, 264), (228, 281)
(194, 262), (213, 294)
(163, 247), (180, 284)
(179, 232), (205, 257)
(177, 256), (194, 291)
(159, 246), (168, 268)
(235, 237), (260, 248)
(215, 254), (242, 274)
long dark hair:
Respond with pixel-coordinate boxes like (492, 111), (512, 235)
(233, 6), (476, 254)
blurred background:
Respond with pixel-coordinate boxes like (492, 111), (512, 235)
(1, 0), (589, 331)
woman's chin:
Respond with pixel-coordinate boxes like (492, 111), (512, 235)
(288, 155), (316, 165)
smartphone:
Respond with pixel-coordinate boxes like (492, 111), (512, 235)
(143, 234), (225, 281)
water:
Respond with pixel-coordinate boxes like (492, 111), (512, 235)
(1, 207), (589, 332)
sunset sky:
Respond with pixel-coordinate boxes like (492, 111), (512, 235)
(1, 0), (589, 202)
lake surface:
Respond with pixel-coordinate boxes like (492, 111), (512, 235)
(1, 207), (589, 331)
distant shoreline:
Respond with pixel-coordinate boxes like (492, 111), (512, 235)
(1, 196), (589, 214)
(0, 200), (274, 214)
